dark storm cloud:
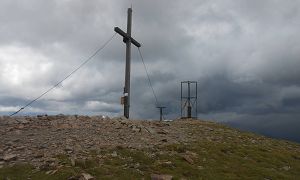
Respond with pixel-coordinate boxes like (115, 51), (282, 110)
(0, 0), (300, 141)
(224, 113), (300, 142)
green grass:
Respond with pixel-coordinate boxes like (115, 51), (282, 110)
(0, 164), (76, 180)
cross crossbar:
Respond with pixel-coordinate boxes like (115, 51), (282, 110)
(114, 27), (141, 47)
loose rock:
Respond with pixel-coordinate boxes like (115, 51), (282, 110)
(81, 173), (94, 180)
(3, 154), (17, 161)
(281, 166), (291, 171)
(151, 174), (173, 180)
(182, 154), (194, 164)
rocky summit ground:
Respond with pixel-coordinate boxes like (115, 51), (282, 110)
(0, 115), (300, 179)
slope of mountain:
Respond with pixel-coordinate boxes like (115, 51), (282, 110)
(0, 115), (299, 179)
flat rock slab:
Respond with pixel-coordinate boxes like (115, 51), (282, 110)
(3, 154), (17, 161)
(151, 174), (173, 180)
(81, 173), (94, 180)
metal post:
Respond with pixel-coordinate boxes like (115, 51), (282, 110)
(157, 106), (166, 121)
(187, 81), (191, 118)
(181, 82), (183, 117)
(196, 82), (198, 118)
(124, 8), (132, 119)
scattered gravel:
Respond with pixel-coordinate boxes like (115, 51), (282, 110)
(0, 115), (213, 167)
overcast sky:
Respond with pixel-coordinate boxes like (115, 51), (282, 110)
(0, 1), (300, 141)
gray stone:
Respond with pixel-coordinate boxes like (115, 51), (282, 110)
(65, 145), (73, 152)
(3, 154), (17, 161)
(111, 151), (118, 157)
(68, 175), (81, 180)
(112, 116), (127, 121)
(144, 127), (156, 134)
(15, 146), (26, 151)
(7, 119), (18, 125)
(182, 155), (194, 164)
(131, 125), (141, 132)
(38, 144), (48, 149)
(15, 117), (29, 124)
(70, 157), (76, 166)
(162, 161), (173, 166)
(46, 169), (58, 175)
(81, 173), (94, 180)
(151, 174), (173, 180)
(34, 152), (44, 158)
(5, 141), (13, 146)
(198, 165), (204, 170)
(12, 138), (20, 143)
(281, 166), (291, 171)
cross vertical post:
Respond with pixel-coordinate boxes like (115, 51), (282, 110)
(124, 8), (132, 119)
(115, 8), (141, 119)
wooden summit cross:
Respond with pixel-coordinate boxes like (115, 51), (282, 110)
(115, 8), (141, 119)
